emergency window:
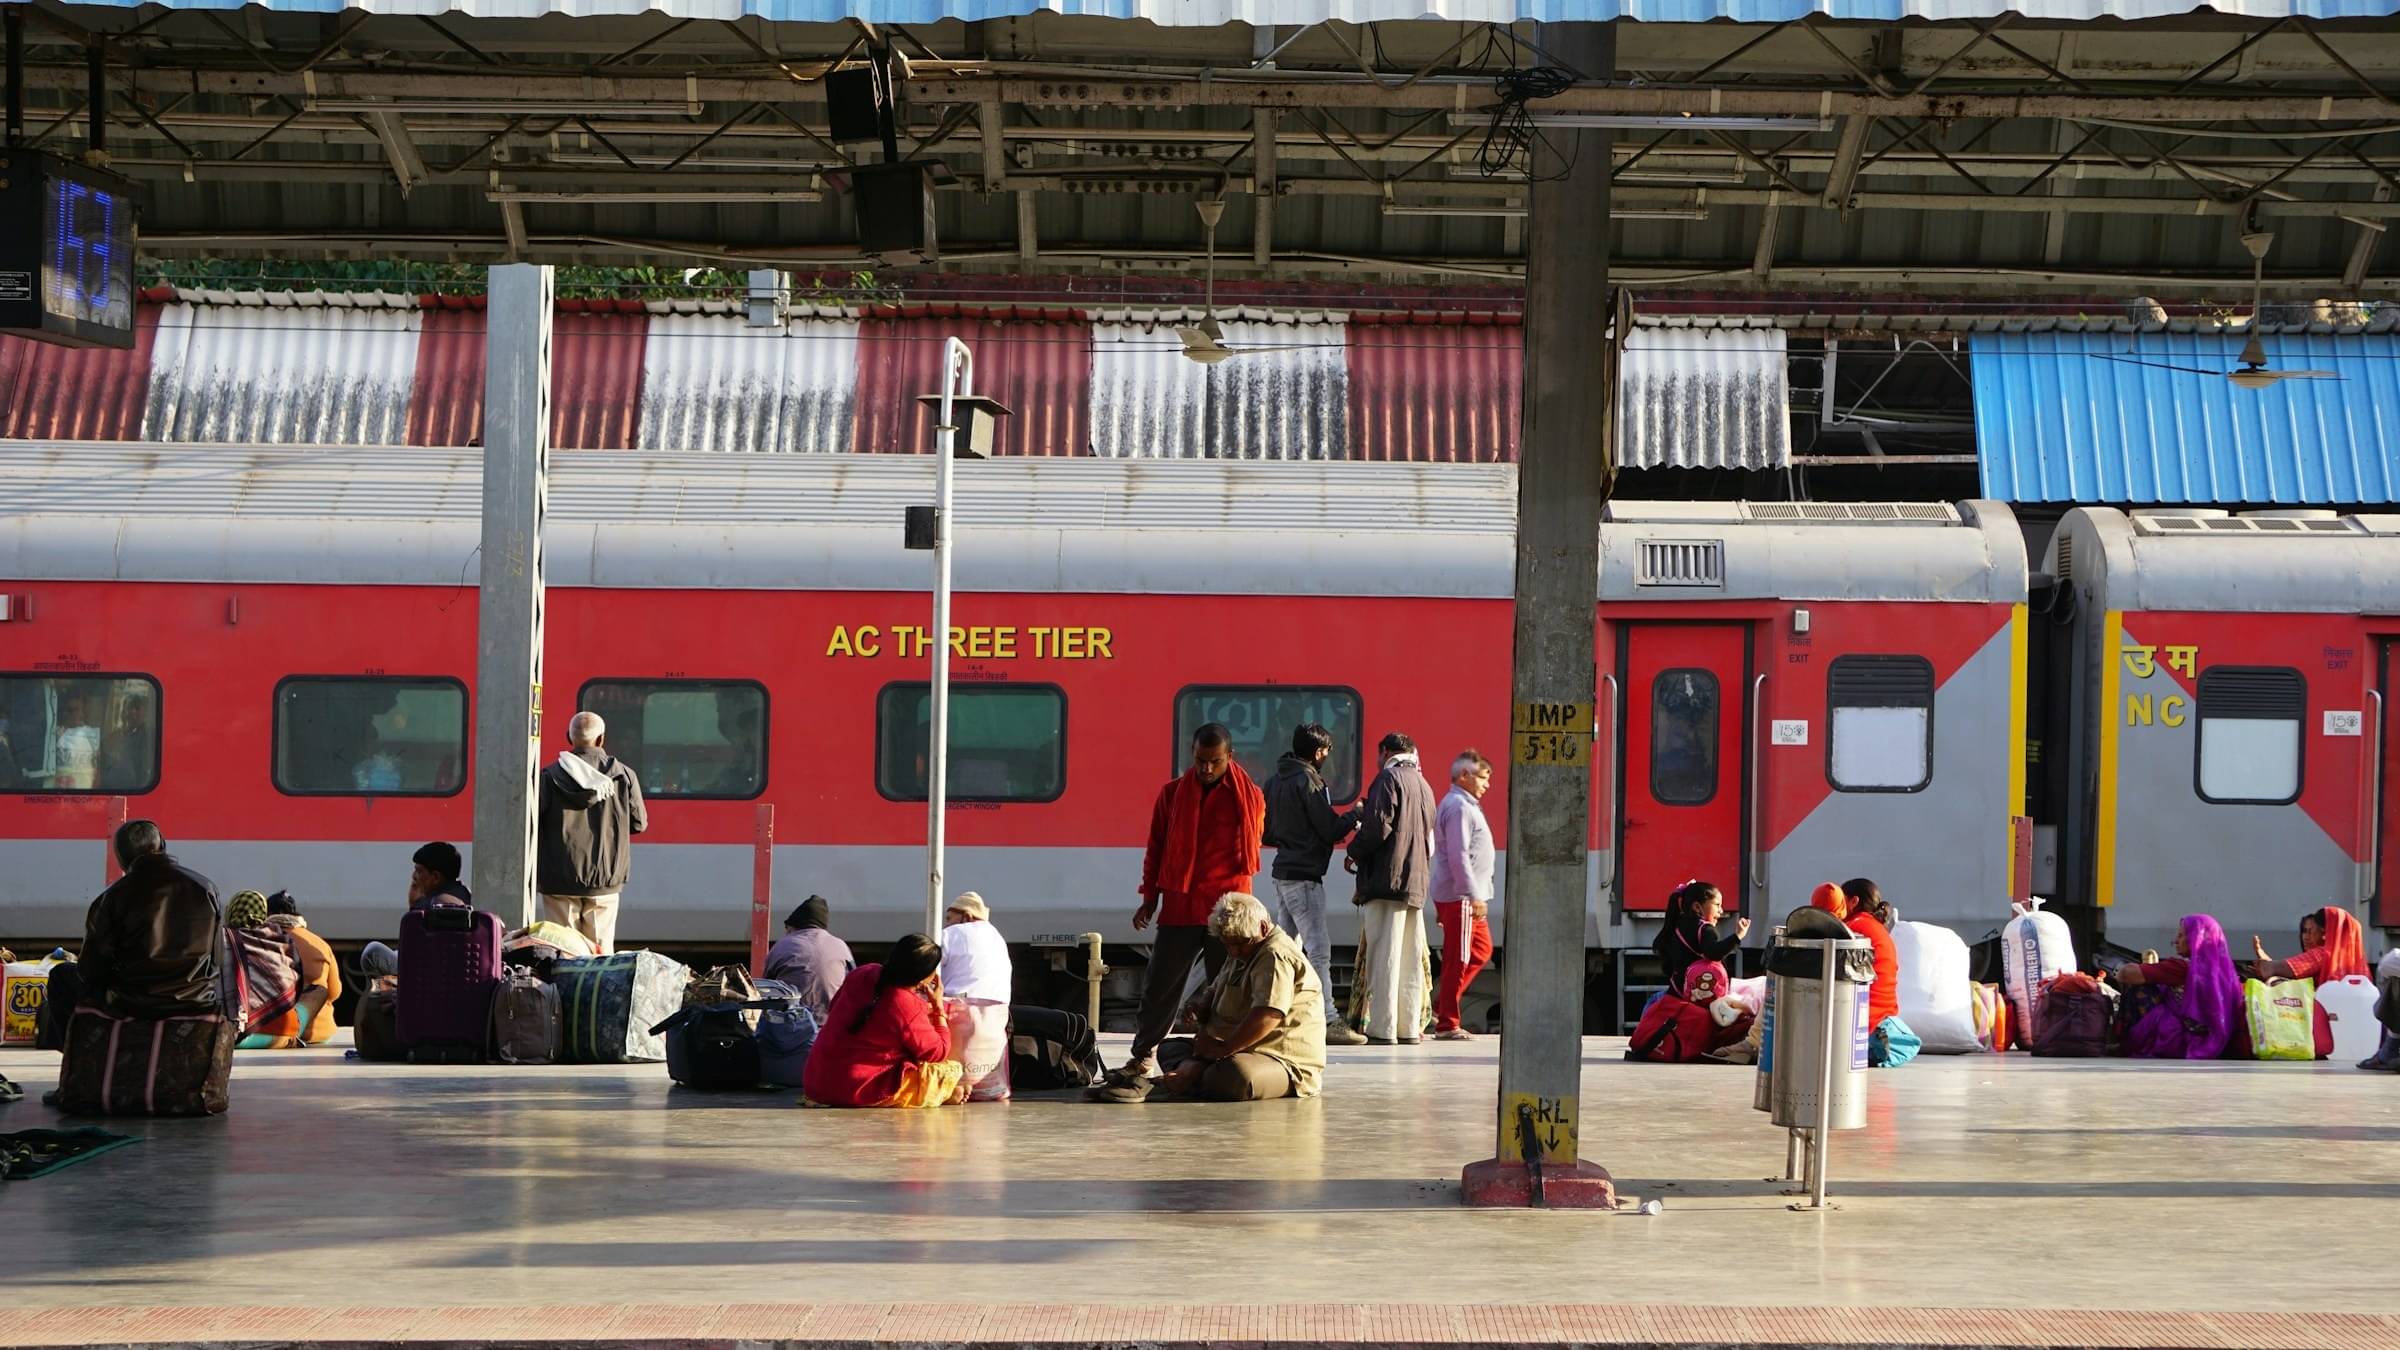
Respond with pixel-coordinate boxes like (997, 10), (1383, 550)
(877, 683), (1065, 803)
(1649, 668), (1719, 805)
(274, 677), (466, 796)
(1828, 655), (1936, 792)
(0, 674), (160, 794)
(1173, 685), (1364, 801)
(577, 679), (767, 800)
(2196, 667), (2305, 805)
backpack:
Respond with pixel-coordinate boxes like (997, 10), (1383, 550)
(490, 969), (562, 1066)
(1008, 1004), (1102, 1090)
(354, 987), (406, 1062)
(752, 979), (819, 1088)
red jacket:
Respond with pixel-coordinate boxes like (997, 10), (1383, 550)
(1140, 763), (1266, 927)
(1846, 912), (1901, 1028)
(801, 964), (951, 1107)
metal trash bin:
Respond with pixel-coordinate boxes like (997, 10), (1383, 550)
(1753, 934), (1875, 1131)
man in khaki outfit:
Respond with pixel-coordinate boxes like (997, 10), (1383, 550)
(1089, 892), (1326, 1103)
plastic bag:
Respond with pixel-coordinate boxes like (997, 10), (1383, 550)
(2002, 899), (2074, 1046)
(1870, 1014), (1921, 1068)
(2316, 975), (2381, 1064)
(2245, 978), (2317, 1062)
(1893, 921), (1980, 1053)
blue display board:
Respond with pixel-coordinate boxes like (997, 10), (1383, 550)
(0, 151), (139, 350)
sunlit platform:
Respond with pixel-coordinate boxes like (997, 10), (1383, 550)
(4, 1034), (2395, 1348)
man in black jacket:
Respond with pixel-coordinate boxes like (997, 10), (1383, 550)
(1262, 723), (1366, 1044)
(39, 820), (227, 1059)
(1346, 732), (1439, 1045)
(537, 711), (647, 954)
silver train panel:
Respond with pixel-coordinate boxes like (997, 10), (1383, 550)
(1763, 622), (2021, 941)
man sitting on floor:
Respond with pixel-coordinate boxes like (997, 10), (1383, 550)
(46, 820), (225, 1030)
(1089, 892), (1326, 1104)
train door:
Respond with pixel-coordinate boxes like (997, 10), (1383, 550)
(1618, 624), (1749, 912)
(2378, 641), (2399, 928)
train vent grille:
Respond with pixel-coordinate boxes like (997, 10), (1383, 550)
(2054, 534), (2074, 584)
(1746, 502), (1960, 524)
(1638, 539), (1725, 588)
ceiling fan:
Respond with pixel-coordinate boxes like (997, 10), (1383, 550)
(2098, 232), (2340, 389)
(1174, 198), (1315, 365)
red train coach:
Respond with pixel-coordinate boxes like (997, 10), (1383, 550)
(2, 444), (2028, 1003)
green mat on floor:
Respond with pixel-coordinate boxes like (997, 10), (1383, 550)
(1, 1128), (140, 1181)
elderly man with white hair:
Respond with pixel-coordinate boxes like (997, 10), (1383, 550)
(1087, 892), (1326, 1104)
(536, 710), (648, 954)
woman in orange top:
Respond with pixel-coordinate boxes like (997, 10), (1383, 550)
(1811, 879), (1901, 1030)
(2250, 905), (2368, 984)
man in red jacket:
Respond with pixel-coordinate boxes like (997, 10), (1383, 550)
(1119, 722), (1266, 1080)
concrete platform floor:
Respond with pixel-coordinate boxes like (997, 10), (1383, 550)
(3, 1033), (2397, 1344)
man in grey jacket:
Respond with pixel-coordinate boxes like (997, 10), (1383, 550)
(1345, 731), (1438, 1045)
(536, 711), (648, 954)
(1261, 722), (1366, 1044)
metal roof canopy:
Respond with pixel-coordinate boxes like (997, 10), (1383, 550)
(7, 5), (2400, 293)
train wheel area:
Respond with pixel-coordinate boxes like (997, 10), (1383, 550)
(4, 1034), (2395, 1343)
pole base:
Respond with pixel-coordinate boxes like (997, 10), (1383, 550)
(1460, 1157), (1617, 1209)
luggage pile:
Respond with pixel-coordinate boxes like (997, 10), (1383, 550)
(653, 965), (819, 1091)
(355, 898), (691, 1066)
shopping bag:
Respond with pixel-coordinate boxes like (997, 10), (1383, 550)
(2245, 978), (2317, 1062)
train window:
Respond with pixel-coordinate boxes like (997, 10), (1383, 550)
(0, 674), (161, 795)
(273, 677), (467, 797)
(2196, 667), (2305, 805)
(1649, 668), (1720, 805)
(1827, 655), (1936, 793)
(1172, 685), (1365, 801)
(577, 680), (767, 799)
(876, 683), (1066, 803)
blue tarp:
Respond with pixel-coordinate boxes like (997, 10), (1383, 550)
(1970, 331), (2400, 505)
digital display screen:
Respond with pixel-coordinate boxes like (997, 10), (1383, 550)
(1, 151), (140, 349)
(42, 174), (134, 333)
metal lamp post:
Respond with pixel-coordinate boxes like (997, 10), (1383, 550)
(912, 338), (1011, 936)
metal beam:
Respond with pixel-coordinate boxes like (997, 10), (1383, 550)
(2344, 182), (2396, 290)
(471, 262), (553, 932)
(1253, 110), (1278, 268)
(1752, 188), (1782, 277)
(1820, 114), (1868, 211)
(365, 108), (426, 195)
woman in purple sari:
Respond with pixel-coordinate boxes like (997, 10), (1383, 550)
(2116, 914), (2242, 1060)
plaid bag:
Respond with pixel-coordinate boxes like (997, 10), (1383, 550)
(57, 1006), (236, 1117)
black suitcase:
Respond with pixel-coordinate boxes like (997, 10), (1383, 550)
(653, 1001), (766, 1090)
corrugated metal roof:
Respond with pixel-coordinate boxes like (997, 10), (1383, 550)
(552, 307), (650, 450)
(143, 297), (423, 446)
(0, 306), (160, 442)
(46, 0), (2400, 24)
(635, 313), (859, 454)
(854, 313), (1092, 457)
(1619, 327), (1790, 469)
(1090, 311), (1350, 460)
(1346, 316), (1520, 464)
(1971, 332), (2400, 503)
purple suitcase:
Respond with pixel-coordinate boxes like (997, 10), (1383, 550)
(396, 899), (505, 1055)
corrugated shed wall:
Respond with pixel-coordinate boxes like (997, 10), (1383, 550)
(1090, 312), (1350, 460)
(635, 311), (857, 453)
(405, 301), (486, 448)
(552, 304), (649, 450)
(1971, 331), (2400, 503)
(0, 302), (161, 441)
(1618, 327), (1791, 469)
(1346, 315), (1520, 463)
(853, 310), (1092, 456)
(143, 295), (423, 445)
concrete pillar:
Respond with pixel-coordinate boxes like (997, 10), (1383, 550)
(1464, 20), (1616, 1209)
(471, 263), (553, 927)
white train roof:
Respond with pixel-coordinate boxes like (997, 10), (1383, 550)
(2052, 507), (2400, 615)
(1, 440), (2019, 602)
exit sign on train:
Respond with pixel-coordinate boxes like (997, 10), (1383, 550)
(0, 151), (140, 350)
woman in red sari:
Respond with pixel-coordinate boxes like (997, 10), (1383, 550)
(2250, 905), (2368, 985)
(801, 935), (966, 1108)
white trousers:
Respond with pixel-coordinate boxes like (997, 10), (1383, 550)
(541, 891), (621, 955)
(1358, 899), (1427, 1042)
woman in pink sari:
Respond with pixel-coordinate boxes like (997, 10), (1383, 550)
(2118, 914), (2242, 1060)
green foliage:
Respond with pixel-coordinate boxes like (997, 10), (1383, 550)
(137, 258), (900, 302)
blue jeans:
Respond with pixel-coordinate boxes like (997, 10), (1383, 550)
(1272, 877), (1339, 1022)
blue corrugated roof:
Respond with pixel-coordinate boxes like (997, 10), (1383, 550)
(49, 0), (2400, 21)
(1970, 331), (2400, 505)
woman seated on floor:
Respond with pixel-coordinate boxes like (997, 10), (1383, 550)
(801, 934), (967, 1108)
(224, 890), (328, 1050)
(2114, 914), (2242, 1060)
(2250, 905), (2369, 986)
